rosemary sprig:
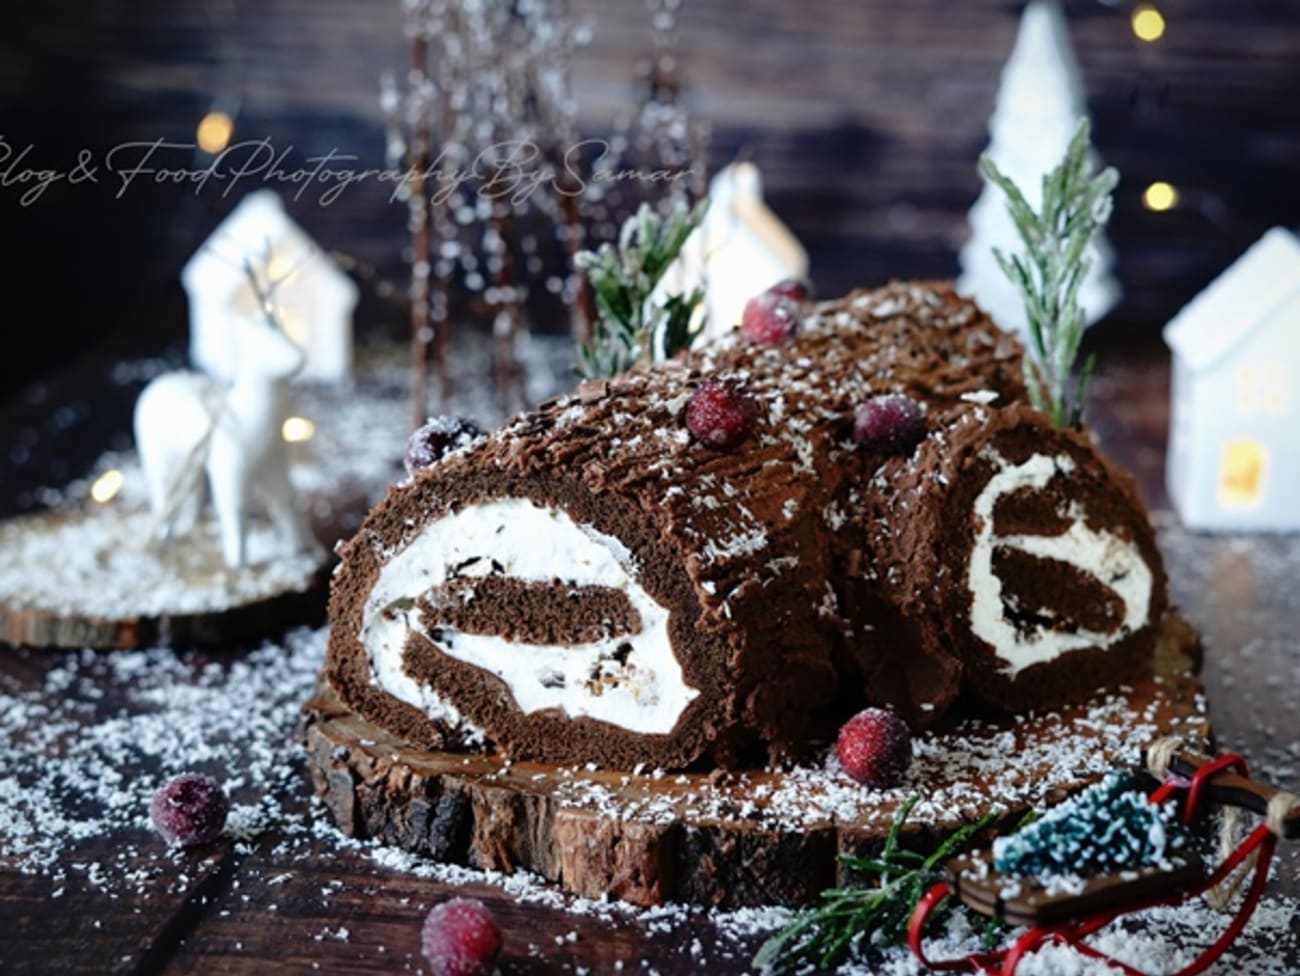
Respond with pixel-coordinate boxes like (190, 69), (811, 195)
(752, 797), (998, 974)
(574, 199), (707, 378)
(980, 118), (1118, 428)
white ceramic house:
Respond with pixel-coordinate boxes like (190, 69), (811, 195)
(182, 190), (358, 383)
(1164, 227), (1300, 531)
(656, 162), (809, 344)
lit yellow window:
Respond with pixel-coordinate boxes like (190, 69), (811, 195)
(1234, 365), (1262, 416)
(1217, 439), (1267, 509)
(277, 305), (310, 346)
(1235, 362), (1291, 416)
(1261, 362), (1289, 415)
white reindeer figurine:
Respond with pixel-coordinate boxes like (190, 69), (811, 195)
(134, 310), (318, 569)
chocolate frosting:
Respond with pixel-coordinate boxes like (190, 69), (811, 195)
(327, 281), (1168, 770)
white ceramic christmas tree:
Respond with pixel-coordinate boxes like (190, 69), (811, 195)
(958, 0), (1119, 335)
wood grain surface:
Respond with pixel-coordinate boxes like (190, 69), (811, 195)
(301, 613), (1207, 911)
(4, 5), (1299, 967)
(0, 507), (331, 650)
(3, 1), (1299, 392)
(1, 349), (1297, 974)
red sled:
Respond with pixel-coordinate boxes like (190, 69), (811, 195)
(908, 744), (1300, 976)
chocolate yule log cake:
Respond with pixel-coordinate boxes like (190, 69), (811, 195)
(326, 281), (1168, 770)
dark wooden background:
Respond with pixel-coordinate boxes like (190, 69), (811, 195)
(2, 4), (1300, 968)
(3, 0), (1300, 394)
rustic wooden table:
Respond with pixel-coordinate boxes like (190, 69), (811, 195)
(1, 349), (1297, 975)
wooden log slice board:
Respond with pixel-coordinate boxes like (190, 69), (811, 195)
(0, 506), (331, 649)
(303, 612), (1209, 910)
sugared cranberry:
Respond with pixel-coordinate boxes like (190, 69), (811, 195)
(836, 708), (912, 789)
(405, 417), (483, 476)
(766, 277), (813, 302)
(741, 292), (801, 346)
(149, 773), (229, 847)
(852, 395), (926, 455)
(686, 377), (758, 450)
(421, 898), (502, 976)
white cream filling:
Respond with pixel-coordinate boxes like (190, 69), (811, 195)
(967, 451), (1153, 677)
(361, 499), (699, 736)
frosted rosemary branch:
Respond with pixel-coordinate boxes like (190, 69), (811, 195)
(575, 200), (707, 379)
(981, 118), (1118, 427)
(752, 797), (999, 974)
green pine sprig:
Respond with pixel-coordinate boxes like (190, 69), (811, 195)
(980, 118), (1118, 428)
(575, 199), (708, 379)
(752, 797), (998, 974)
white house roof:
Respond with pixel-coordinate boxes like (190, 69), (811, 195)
(180, 189), (358, 304)
(1164, 226), (1300, 372)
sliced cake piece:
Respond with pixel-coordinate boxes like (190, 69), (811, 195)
(852, 403), (1167, 717)
(326, 388), (843, 770)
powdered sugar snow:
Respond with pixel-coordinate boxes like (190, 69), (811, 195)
(0, 623), (1294, 973)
